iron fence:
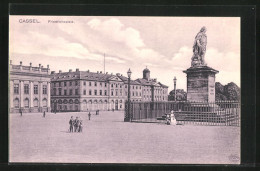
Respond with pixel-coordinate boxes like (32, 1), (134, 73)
(125, 101), (240, 126)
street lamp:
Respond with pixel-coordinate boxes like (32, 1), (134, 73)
(173, 77), (177, 102)
(125, 68), (132, 122)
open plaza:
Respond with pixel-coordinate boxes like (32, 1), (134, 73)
(9, 111), (240, 164)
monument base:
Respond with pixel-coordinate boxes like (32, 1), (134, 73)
(183, 66), (219, 102)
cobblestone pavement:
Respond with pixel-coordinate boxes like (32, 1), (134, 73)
(9, 111), (240, 164)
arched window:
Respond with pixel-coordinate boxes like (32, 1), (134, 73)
(42, 98), (47, 107)
(75, 99), (79, 104)
(24, 98), (29, 108)
(104, 100), (107, 103)
(88, 100), (92, 104)
(33, 98), (38, 107)
(69, 99), (73, 104)
(63, 99), (68, 104)
(14, 98), (19, 108)
(58, 99), (62, 104)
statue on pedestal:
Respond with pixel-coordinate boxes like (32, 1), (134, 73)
(191, 26), (207, 67)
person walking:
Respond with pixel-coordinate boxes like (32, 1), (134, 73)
(69, 116), (74, 132)
(74, 117), (79, 132)
(43, 111), (46, 118)
(88, 112), (91, 120)
(78, 120), (83, 132)
(20, 109), (22, 116)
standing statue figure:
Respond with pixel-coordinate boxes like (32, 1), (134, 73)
(191, 26), (207, 67)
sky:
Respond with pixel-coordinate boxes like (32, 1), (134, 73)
(9, 16), (240, 91)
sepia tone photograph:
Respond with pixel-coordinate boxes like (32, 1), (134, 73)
(9, 15), (240, 164)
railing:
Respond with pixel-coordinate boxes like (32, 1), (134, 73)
(125, 101), (240, 126)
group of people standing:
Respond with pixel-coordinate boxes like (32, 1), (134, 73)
(69, 116), (83, 133)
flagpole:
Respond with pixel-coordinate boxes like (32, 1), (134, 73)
(104, 53), (106, 74)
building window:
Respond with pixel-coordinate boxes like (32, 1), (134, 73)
(94, 90), (97, 95)
(136, 92), (138, 96)
(58, 88), (62, 95)
(133, 86), (134, 89)
(69, 89), (72, 95)
(64, 90), (67, 95)
(133, 92), (134, 96)
(42, 98), (47, 107)
(34, 85), (38, 94)
(111, 91), (114, 96)
(116, 91), (118, 96)
(53, 88), (56, 95)
(64, 82), (67, 86)
(24, 84), (29, 94)
(43, 85), (47, 94)
(89, 82), (92, 86)
(14, 98), (19, 108)
(75, 81), (78, 86)
(33, 99), (38, 107)
(100, 90), (102, 95)
(59, 82), (61, 87)
(100, 82), (102, 86)
(111, 84), (113, 88)
(75, 89), (78, 95)
(14, 84), (19, 94)
(116, 84), (118, 88)
(125, 92), (127, 96)
(70, 82), (72, 86)
(140, 92), (141, 96)
(105, 90), (107, 95)
(83, 81), (86, 85)
(83, 90), (86, 95)
(120, 84), (122, 88)
(105, 83), (107, 87)
(94, 82), (97, 86)
(125, 85), (127, 88)
(24, 98), (29, 108)
(89, 90), (92, 95)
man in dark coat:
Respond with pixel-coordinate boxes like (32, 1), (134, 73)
(69, 116), (74, 132)
(74, 117), (79, 132)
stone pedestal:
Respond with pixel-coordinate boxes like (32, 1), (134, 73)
(183, 66), (219, 102)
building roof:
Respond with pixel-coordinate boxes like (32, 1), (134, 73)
(143, 67), (150, 72)
(51, 70), (140, 85)
(135, 78), (168, 88)
(116, 75), (141, 85)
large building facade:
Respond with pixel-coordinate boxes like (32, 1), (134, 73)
(50, 67), (168, 112)
(9, 61), (51, 113)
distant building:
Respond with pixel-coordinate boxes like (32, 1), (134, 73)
(50, 69), (142, 112)
(135, 67), (168, 102)
(50, 67), (168, 112)
(9, 61), (51, 113)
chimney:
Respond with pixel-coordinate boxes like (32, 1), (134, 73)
(51, 71), (55, 74)
(39, 64), (41, 68)
(69, 69), (72, 72)
(76, 68), (79, 72)
(59, 70), (62, 73)
(20, 61), (22, 65)
(30, 62), (32, 67)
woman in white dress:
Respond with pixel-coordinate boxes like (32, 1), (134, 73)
(170, 110), (177, 125)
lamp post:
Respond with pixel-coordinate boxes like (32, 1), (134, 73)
(125, 68), (132, 122)
(173, 77), (177, 101)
